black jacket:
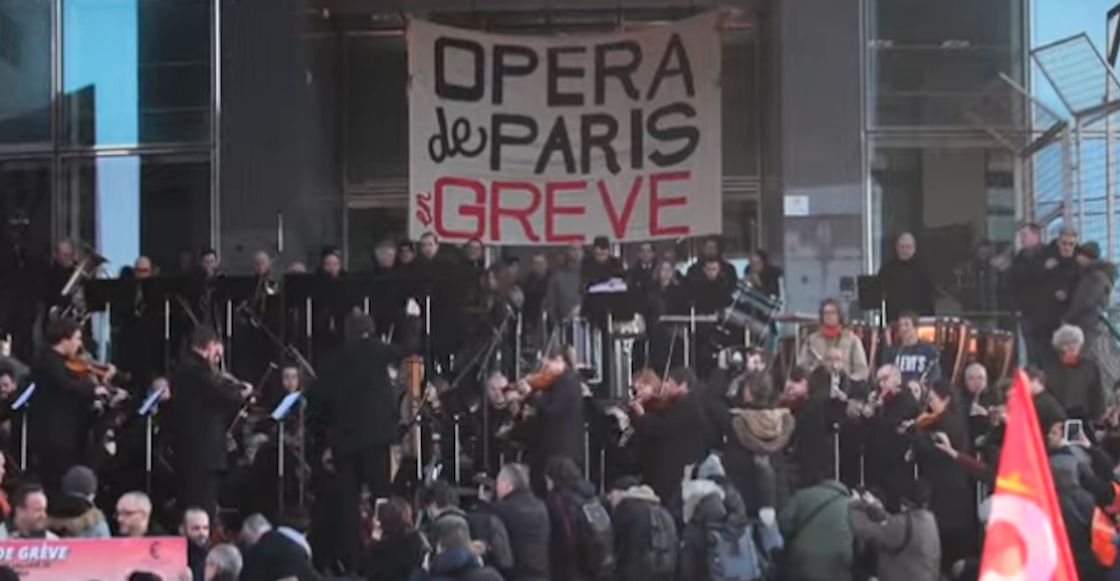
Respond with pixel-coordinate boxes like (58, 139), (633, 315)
(361, 530), (428, 581)
(170, 351), (244, 472)
(311, 319), (419, 454)
(490, 488), (550, 581)
(634, 393), (709, 505)
(913, 405), (974, 532)
(1065, 260), (1118, 340)
(417, 547), (505, 581)
(877, 256), (936, 321)
(864, 389), (920, 508)
(28, 349), (98, 457)
(611, 486), (677, 581)
(242, 529), (321, 581)
(526, 369), (585, 473)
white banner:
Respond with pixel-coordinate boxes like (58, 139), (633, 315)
(408, 14), (723, 245)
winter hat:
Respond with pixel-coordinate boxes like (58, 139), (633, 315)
(1079, 241), (1101, 260)
(61, 465), (97, 497)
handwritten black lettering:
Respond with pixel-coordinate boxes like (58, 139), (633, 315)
(428, 108), (488, 163)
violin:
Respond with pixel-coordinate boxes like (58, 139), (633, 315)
(914, 407), (946, 431)
(66, 354), (130, 385)
(520, 369), (562, 393)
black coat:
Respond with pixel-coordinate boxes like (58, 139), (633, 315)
(864, 389), (920, 507)
(28, 349), (97, 457)
(491, 488), (551, 581)
(877, 256), (936, 321)
(311, 320), (419, 455)
(526, 369), (585, 472)
(242, 529), (321, 581)
(169, 352), (244, 472)
(1008, 246), (1050, 315)
(418, 547), (505, 581)
(360, 530), (428, 581)
(611, 487), (677, 581)
(913, 405), (974, 533)
(634, 393), (709, 505)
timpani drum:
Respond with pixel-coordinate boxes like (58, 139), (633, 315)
(967, 329), (1016, 384)
(886, 317), (972, 385)
(719, 281), (782, 340)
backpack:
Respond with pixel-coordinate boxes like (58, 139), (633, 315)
(572, 496), (615, 579)
(707, 522), (764, 581)
(647, 503), (679, 578)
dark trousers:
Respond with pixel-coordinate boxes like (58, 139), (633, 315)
(179, 465), (221, 521)
(35, 444), (79, 499)
(335, 444), (391, 571)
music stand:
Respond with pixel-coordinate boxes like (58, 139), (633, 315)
(146, 276), (188, 368)
(271, 391), (302, 518)
(137, 385), (166, 494)
(856, 275), (883, 324)
(215, 276), (258, 360)
(10, 383), (34, 471)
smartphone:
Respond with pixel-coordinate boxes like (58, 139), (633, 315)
(1064, 419), (1084, 442)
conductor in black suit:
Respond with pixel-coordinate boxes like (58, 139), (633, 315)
(310, 299), (421, 571)
(30, 318), (112, 495)
(170, 326), (252, 519)
(509, 345), (585, 495)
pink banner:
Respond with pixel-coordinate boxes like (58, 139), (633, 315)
(0, 537), (188, 580)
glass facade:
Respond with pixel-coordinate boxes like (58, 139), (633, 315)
(0, 0), (214, 275)
(865, 0), (1028, 302)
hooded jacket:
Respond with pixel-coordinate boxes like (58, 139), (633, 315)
(46, 494), (110, 538)
(611, 485), (677, 581)
(777, 480), (853, 581)
(724, 408), (795, 515)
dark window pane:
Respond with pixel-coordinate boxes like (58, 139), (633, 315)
(345, 35), (408, 184)
(0, 0), (51, 145)
(65, 154), (211, 273)
(0, 158), (52, 361)
(62, 0), (212, 147)
(867, 0), (1025, 128)
(722, 28), (759, 177)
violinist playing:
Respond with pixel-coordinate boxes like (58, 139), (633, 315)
(908, 379), (975, 575)
(170, 326), (253, 521)
(30, 317), (114, 497)
(497, 345), (584, 496)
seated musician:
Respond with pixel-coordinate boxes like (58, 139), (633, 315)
(29, 318), (112, 495)
(797, 298), (869, 381)
(497, 346), (585, 496)
(882, 312), (941, 392)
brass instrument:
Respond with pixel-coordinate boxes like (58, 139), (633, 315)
(52, 241), (108, 322)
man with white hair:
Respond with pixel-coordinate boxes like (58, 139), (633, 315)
(204, 543), (243, 581)
(115, 491), (162, 537)
(1044, 324), (1105, 421)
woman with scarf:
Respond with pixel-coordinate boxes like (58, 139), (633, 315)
(723, 371), (795, 515)
(630, 367), (708, 505)
(797, 298), (870, 381)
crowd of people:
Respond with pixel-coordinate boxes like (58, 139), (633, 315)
(0, 219), (1118, 581)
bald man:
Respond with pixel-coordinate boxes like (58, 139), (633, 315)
(877, 232), (936, 321)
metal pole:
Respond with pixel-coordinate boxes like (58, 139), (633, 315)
(1107, 83), (1116, 260)
(278, 420), (286, 519)
(1075, 119), (1085, 233)
(1062, 126), (1074, 227)
(145, 414), (153, 494)
(20, 411), (28, 472)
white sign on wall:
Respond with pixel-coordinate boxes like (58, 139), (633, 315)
(408, 14), (723, 245)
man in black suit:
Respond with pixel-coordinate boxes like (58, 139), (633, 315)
(170, 326), (252, 519)
(30, 317), (111, 495)
(509, 345), (585, 495)
(310, 300), (421, 571)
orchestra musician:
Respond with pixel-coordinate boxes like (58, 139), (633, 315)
(29, 317), (113, 496)
(797, 298), (870, 381)
(493, 345), (585, 496)
(42, 239), (78, 320)
(170, 326), (253, 520)
(310, 301), (420, 572)
(883, 311), (941, 388)
(629, 367), (707, 504)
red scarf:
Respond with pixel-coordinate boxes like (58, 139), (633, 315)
(821, 325), (843, 339)
(1062, 353), (1080, 366)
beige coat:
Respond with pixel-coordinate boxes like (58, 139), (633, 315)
(797, 329), (870, 380)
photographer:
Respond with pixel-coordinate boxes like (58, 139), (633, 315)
(848, 483), (940, 581)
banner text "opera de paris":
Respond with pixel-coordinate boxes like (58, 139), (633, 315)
(408, 13), (722, 245)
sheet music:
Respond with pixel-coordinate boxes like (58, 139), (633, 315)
(11, 383), (34, 411)
(138, 386), (166, 416)
(271, 391), (302, 421)
(588, 279), (628, 294)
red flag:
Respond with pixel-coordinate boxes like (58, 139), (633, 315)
(979, 370), (1079, 581)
